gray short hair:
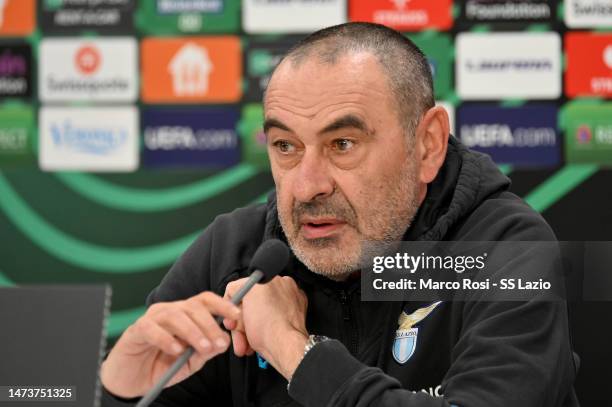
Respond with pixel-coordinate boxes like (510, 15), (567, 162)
(272, 22), (435, 137)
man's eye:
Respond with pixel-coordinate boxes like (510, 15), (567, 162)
(272, 140), (295, 153)
(333, 139), (355, 152)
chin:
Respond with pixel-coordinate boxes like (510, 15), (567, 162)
(290, 234), (362, 280)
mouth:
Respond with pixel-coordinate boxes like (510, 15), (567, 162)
(300, 218), (347, 240)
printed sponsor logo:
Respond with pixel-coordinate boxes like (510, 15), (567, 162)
(565, 33), (612, 98)
(0, 106), (34, 166)
(40, 0), (135, 33)
(142, 108), (240, 168)
(0, 44), (32, 98)
(138, 0), (239, 34)
(463, 0), (552, 22)
(156, 0), (223, 14)
(456, 33), (561, 99)
(565, 0), (612, 28)
(245, 37), (296, 102)
(39, 38), (137, 102)
(39, 106), (139, 172)
(408, 34), (453, 98)
(564, 103), (612, 165)
(349, 0), (452, 31)
(0, 0), (35, 35)
(141, 37), (241, 103)
(243, 0), (345, 34)
(458, 104), (560, 167)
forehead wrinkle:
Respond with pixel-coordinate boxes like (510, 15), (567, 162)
(265, 88), (390, 123)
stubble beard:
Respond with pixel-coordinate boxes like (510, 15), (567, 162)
(278, 158), (422, 281)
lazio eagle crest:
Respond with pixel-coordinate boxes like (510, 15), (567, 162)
(392, 301), (442, 364)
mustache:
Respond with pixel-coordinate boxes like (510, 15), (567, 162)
(292, 195), (357, 226)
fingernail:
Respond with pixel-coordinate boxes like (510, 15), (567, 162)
(199, 338), (211, 350)
(215, 338), (228, 349)
(233, 308), (241, 316)
(171, 343), (182, 354)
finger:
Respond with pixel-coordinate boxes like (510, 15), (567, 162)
(184, 301), (231, 352)
(135, 317), (185, 356)
(231, 330), (251, 357)
(157, 310), (218, 354)
(196, 291), (242, 321)
(223, 318), (237, 331)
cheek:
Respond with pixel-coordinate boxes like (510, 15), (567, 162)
(271, 167), (294, 218)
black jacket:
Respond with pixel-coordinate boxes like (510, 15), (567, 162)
(103, 137), (579, 407)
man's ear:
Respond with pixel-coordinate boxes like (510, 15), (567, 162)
(415, 106), (450, 184)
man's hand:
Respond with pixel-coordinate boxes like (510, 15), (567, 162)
(224, 276), (309, 379)
(100, 292), (241, 399)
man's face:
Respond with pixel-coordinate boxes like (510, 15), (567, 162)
(264, 52), (424, 280)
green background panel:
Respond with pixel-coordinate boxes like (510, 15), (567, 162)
(563, 102), (612, 165)
(136, 0), (240, 34)
(0, 105), (36, 166)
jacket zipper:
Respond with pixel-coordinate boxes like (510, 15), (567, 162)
(339, 290), (359, 356)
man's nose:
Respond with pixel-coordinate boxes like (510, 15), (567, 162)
(292, 149), (335, 203)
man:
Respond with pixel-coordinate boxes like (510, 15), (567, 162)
(101, 22), (578, 406)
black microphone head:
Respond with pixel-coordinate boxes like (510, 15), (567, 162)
(249, 239), (290, 283)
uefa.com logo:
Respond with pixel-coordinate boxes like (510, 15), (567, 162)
(457, 104), (559, 168)
(141, 107), (241, 169)
(39, 37), (137, 102)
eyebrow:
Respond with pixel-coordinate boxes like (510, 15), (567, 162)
(263, 114), (372, 136)
(318, 114), (371, 136)
(263, 117), (291, 134)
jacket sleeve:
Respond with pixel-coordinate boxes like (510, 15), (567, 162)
(101, 224), (234, 407)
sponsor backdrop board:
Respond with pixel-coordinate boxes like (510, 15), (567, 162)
(456, 32), (561, 100)
(0, 105), (35, 165)
(0, 0), (35, 36)
(565, 0), (612, 28)
(141, 36), (242, 103)
(39, 37), (138, 102)
(565, 32), (612, 98)
(408, 33), (453, 99)
(458, 104), (560, 167)
(243, 0), (346, 33)
(142, 107), (241, 169)
(39, 106), (139, 171)
(0, 1), (609, 405)
(0, 43), (32, 98)
(137, 0), (240, 34)
(459, 0), (555, 24)
(563, 102), (612, 166)
(349, 0), (453, 31)
(239, 103), (268, 168)
(39, 0), (136, 33)
(244, 36), (299, 102)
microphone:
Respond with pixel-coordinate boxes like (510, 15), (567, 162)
(135, 239), (290, 407)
